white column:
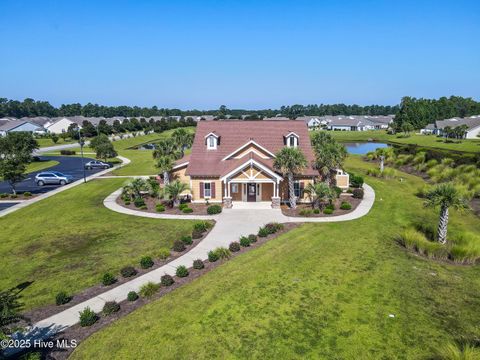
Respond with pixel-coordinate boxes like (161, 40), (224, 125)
(273, 181), (276, 198)
(224, 180), (227, 197)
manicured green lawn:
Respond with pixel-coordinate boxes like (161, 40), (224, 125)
(26, 160), (59, 173)
(328, 130), (480, 153)
(36, 137), (75, 148)
(72, 156), (480, 360)
(0, 179), (195, 310)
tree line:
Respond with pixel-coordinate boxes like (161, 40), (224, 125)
(0, 97), (398, 119)
(393, 96), (480, 130)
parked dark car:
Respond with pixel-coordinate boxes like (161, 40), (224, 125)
(35, 172), (74, 186)
(84, 160), (110, 170)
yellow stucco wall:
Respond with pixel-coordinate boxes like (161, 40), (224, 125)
(191, 178), (223, 202)
(279, 178), (314, 202)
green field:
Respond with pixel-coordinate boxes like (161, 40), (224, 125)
(328, 130), (480, 153)
(26, 159), (59, 173)
(71, 156), (480, 359)
(0, 179), (195, 310)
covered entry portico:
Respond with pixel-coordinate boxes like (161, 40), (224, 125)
(220, 158), (282, 208)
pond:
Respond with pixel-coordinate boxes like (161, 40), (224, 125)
(343, 142), (390, 155)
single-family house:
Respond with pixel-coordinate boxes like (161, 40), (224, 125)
(434, 116), (480, 139)
(171, 121), (348, 208)
(45, 117), (77, 134)
(0, 120), (45, 136)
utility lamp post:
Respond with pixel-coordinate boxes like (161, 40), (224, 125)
(78, 127), (87, 183)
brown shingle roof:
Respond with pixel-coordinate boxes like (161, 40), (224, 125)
(185, 120), (317, 177)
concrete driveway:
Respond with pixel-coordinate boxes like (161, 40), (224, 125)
(0, 155), (105, 195)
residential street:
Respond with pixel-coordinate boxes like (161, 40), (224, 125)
(0, 155), (103, 195)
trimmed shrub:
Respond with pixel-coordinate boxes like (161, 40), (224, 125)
(350, 173), (364, 188)
(325, 203), (335, 210)
(161, 274), (175, 286)
(178, 203), (188, 211)
(102, 272), (117, 286)
(23, 192), (32, 197)
(125, 200), (131, 205)
(258, 227), (269, 237)
(10, 194), (18, 199)
(139, 282), (160, 297)
(156, 204), (165, 212)
(352, 188), (364, 199)
(157, 247), (171, 260)
(239, 236), (251, 247)
(207, 204), (222, 214)
(193, 222), (209, 232)
(120, 266), (137, 278)
(173, 240), (186, 252)
(102, 301), (120, 316)
(79, 307), (98, 327)
(140, 205), (147, 210)
(134, 197), (145, 208)
(60, 149), (76, 155)
(127, 291), (139, 301)
(181, 235), (193, 245)
(340, 202), (352, 210)
(213, 247), (231, 259)
(265, 222), (283, 234)
(323, 208), (333, 215)
(193, 259), (204, 269)
(229, 241), (241, 252)
(182, 207), (193, 213)
(299, 209), (313, 217)
(0, 193), (8, 198)
(208, 250), (219, 262)
(248, 234), (257, 243)
(55, 291), (72, 306)
(139, 256), (154, 269)
(333, 186), (342, 198)
(176, 265), (189, 277)
(313, 209), (320, 214)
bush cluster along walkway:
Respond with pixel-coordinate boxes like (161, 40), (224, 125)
(7, 184), (374, 355)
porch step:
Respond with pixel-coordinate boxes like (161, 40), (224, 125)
(230, 201), (273, 210)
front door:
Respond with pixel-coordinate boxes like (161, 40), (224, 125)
(247, 183), (256, 202)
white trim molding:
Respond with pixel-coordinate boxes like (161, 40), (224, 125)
(221, 140), (276, 161)
(220, 158), (283, 182)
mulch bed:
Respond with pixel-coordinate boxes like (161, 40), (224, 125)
(0, 194), (37, 200)
(23, 223), (299, 360)
(19, 225), (215, 325)
(281, 194), (361, 217)
(116, 196), (216, 216)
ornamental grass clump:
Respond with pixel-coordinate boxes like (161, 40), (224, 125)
(139, 282), (160, 297)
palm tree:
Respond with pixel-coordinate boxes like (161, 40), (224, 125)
(375, 147), (394, 173)
(122, 178), (149, 200)
(311, 132), (347, 186)
(153, 138), (181, 160)
(424, 183), (469, 244)
(171, 128), (193, 157)
(164, 180), (189, 207)
(273, 147), (307, 209)
(304, 182), (332, 209)
(156, 156), (173, 185)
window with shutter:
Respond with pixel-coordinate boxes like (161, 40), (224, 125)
(200, 182), (204, 198)
(211, 182), (216, 198)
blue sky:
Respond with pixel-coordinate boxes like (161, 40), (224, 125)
(0, 0), (479, 109)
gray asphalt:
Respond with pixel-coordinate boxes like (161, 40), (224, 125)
(0, 155), (105, 195)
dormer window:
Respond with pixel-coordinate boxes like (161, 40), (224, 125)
(205, 132), (219, 150)
(284, 132), (299, 148)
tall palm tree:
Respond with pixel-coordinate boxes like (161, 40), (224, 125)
(304, 182), (332, 209)
(153, 138), (181, 160)
(311, 132), (347, 186)
(171, 128), (193, 157)
(424, 183), (469, 244)
(164, 180), (189, 207)
(156, 156), (174, 185)
(273, 147), (307, 209)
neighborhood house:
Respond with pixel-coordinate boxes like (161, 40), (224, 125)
(172, 121), (349, 208)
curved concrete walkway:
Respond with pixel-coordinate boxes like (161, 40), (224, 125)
(6, 184), (374, 356)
